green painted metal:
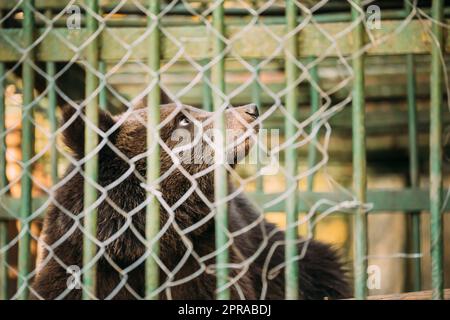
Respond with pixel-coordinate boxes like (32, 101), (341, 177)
(2, 189), (450, 221)
(284, 0), (299, 300)
(27, 8), (450, 29)
(99, 61), (108, 111)
(0, 41), (8, 299)
(0, 97), (4, 194)
(429, 0), (444, 301)
(3, 1), (450, 22)
(306, 57), (319, 237)
(404, 0), (422, 293)
(33, 9), (450, 30)
(0, 95), (4, 190)
(0, 16), (6, 192)
(351, 0), (368, 300)
(2, 20), (449, 62)
(212, 0), (229, 300)
(0, 221), (7, 300)
(145, 0), (161, 300)
(46, 62), (58, 184)
(251, 59), (263, 193)
(17, 0), (35, 300)
(406, 53), (422, 292)
(82, 0), (100, 300)
(202, 59), (212, 111)
(306, 57), (319, 193)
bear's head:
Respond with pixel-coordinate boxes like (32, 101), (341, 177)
(61, 103), (260, 216)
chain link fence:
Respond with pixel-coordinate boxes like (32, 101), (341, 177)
(0, 0), (449, 300)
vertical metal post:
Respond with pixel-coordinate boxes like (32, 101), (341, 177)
(429, 0), (444, 300)
(46, 62), (58, 184)
(202, 59), (213, 112)
(351, 0), (368, 300)
(307, 57), (319, 236)
(0, 43), (8, 299)
(403, 0), (422, 293)
(406, 54), (422, 291)
(44, 10), (58, 184)
(306, 58), (319, 192)
(99, 61), (107, 111)
(17, 0), (35, 300)
(212, 0), (229, 300)
(0, 221), (6, 300)
(284, 0), (299, 300)
(98, 5), (107, 113)
(145, 0), (161, 300)
(82, 0), (100, 300)
(251, 59), (263, 193)
(0, 13), (7, 193)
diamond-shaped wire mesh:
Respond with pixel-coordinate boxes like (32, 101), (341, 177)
(0, 0), (449, 300)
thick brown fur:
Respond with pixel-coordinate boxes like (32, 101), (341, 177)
(31, 103), (350, 300)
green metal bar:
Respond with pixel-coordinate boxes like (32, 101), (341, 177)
(27, 8), (450, 28)
(99, 61), (107, 111)
(202, 59), (212, 111)
(97, 5), (107, 113)
(0, 11), (6, 192)
(351, 0), (368, 300)
(0, 26), (8, 297)
(7, 1), (450, 22)
(306, 57), (319, 192)
(46, 62), (58, 184)
(0, 221), (7, 300)
(17, 0), (35, 300)
(0, 63), (5, 187)
(3, 20), (450, 62)
(212, 0), (229, 300)
(251, 59), (263, 193)
(406, 53), (422, 292)
(82, 0), (100, 300)
(145, 0), (161, 300)
(3, 189), (450, 221)
(97, 0), (107, 113)
(284, 0), (299, 300)
(306, 57), (320, 237)
(429, 0), (444, 300)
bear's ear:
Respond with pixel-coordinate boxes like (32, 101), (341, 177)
(61, 104), (116, 158)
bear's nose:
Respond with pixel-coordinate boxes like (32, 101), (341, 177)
(243, 103), (259, 119)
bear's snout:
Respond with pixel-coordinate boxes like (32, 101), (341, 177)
(242, 103), (259, 119)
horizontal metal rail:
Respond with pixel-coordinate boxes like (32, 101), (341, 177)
(28, 9), (450, 28)
(1, 2), (450, 21)
(2, 189), (450, 220)
(1, 20), (449, 62)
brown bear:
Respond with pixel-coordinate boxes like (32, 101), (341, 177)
(31, 103), (350, 300)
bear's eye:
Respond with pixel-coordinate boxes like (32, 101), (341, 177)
(179, 117), (190, 127)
